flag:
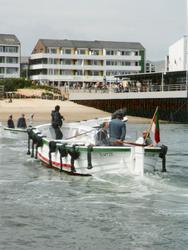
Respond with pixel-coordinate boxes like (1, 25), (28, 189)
(151, 109), (160, 144)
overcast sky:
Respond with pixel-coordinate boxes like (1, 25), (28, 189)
(0, 0), (187, 60)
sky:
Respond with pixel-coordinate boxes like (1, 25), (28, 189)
(0, 0), (187, 61)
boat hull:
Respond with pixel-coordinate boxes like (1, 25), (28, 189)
(35, 138), (161, 176)
(26, 123), (163, 176)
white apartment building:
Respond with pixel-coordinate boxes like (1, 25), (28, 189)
(29, 39), (145, 86)
(168, 36), (188, 71)
(0, 34), (21, 78)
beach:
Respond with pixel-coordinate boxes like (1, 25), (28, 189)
(0, 98), (151, 124)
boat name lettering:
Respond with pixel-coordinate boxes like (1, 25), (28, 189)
(99, 152), (113, 157)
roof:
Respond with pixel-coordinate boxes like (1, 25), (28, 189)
(39, 39), (145, 50)
(0, 34), (20, 45)
(116, 70), (186, 80)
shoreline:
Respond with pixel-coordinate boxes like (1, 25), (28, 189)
(0, 99), (152, 124)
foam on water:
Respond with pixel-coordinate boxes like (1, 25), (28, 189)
(0, 123), (188, 250)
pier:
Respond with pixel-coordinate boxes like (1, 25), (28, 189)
(65, 71), (188, 123)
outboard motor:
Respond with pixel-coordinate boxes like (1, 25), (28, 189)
(159, 144), (168, 172)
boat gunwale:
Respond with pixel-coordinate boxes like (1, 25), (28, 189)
(33, 126), (161, 153)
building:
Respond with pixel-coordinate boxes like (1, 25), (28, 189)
(29, 39), (145, 86)
(145, 60), (165, 73)
(20, 56), (29, 79)
(168, 36), (188, 72)
(145, 60), (156, 73)
(0, 34), (21, 79)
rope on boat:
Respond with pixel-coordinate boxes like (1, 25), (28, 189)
(67, 144), (80, 173)
(58, 143), (68, 171)
(49, 141), (57, 167)
(87, 144), (93, 169)
(159, 144), (168, 172)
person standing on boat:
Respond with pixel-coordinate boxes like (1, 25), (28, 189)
(95, 121), (110, 146)
(7, 115), (15, 128)
(51, 105), (64, 139)
(109, 113), (126, 145)
(111, 107), (127, 120)
(17, 114), (27, 129)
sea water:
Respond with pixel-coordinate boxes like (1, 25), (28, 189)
(0, 123), (188, 250)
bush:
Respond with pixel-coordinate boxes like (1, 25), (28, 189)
(0, 78), (32, 92)
(0, 78), (61, 95)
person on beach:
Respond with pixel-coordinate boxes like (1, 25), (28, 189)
(7, 115), (15, 128)
(109, 113), (126, 145)
(51, 105), (64, 139)
(95, 121), (110, 146)
(17, 114), (27, 129)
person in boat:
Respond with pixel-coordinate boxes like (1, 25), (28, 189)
(51, 105), (64, 140)
(142, 130), (153, 146)
(95, 121), (110, 146)
(109, 113), (126, 145)
(17, 114), (27, 129)
(7, 114), (15, 128)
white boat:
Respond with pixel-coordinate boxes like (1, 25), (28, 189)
(26, 119), (167, 177)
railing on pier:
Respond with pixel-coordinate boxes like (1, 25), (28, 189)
(66, 83), (187, 94)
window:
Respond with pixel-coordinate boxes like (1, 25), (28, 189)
(0, 67), (4, 73)
(106, 50), (115, 55)
(48, 69), (54, 75)
(6, 68), (18, 74)
(75, 70), (83, 75)
(125, 51), (131, 56)
(75, 60), (82, 65)
(50, 48), (57, 54)
(64, 59), (72, 65)
(0, 57), (5, 63)
(77, 49), (86, 55)
(65, 49), (71, 54)
(0, 46), (3, 52)
(49, 58), (54, 64)
(5, 46), (18, 53)
(6, 57), (18, 63)
(90, 50), (100, 55)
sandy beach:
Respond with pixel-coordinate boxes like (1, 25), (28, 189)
(0, 98), (151, 124)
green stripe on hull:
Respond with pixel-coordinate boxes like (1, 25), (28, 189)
(42, 138), (131, 152)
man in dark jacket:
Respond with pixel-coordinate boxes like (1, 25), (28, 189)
(111, 107), (127, 119)
(51, 105), (64, 139)
(17, 114), (27, 129)
(109, 113), (126, 145)
(7, 115), (15, 128)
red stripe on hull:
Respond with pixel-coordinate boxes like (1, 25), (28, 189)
(38, 152), (71, 169)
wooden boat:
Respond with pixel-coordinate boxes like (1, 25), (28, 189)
(26, 119), (167, 176)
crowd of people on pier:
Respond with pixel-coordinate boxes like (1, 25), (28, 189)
(67, 80), (153, 94)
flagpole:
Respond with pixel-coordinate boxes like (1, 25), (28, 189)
(146, 106), (159, 138)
